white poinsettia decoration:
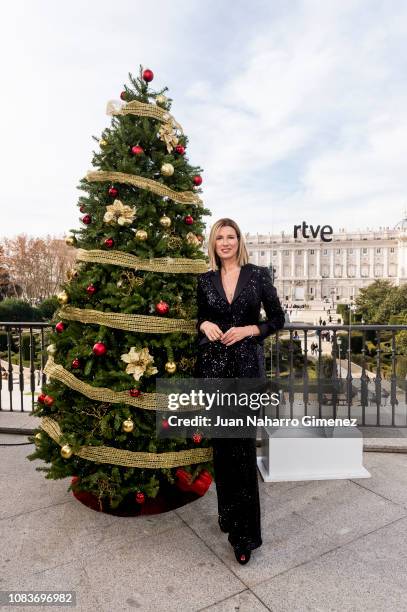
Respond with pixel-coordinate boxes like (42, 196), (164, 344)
(103, 199), (136, 226)
(121, 346), (158, 381)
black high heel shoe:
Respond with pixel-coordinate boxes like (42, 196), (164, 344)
(218, 516), (229, 533)
(233, 546), (251, 565)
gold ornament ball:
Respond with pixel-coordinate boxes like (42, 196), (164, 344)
(65, 235), (76, 246)
(60, 444), (73, 459)
(161, 163), (175, 177)
(57, 291), (69, 305)
(165, 361), (177, 374)
(99, 139), (108, 147)
(34, 432), (42, 445)
(159, 215), (171, 228)
(156, 94), (168, 106)
(135, 229), (148, 241)
(122, 419), (134, 433)
(47, 344), (57, 355)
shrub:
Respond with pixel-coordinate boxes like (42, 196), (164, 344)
(0, 298), (42, 322)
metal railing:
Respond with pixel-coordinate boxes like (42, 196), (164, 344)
(1, 321), (407, 428)
(0, 322), (53, 412)
(273, 324), (407, 428)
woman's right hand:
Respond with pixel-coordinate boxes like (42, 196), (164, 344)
(199, 321), (224, 342)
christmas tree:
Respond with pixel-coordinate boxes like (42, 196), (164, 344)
(28, 67), (213, 512)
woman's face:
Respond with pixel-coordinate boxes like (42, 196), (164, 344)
(215, 225), (239, 263)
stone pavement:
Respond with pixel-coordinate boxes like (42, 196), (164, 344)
(1, 434), (407, 612)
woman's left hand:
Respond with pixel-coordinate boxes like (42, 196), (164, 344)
(221, 326), (250, 346)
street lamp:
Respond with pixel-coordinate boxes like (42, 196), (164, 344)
(337, 336), (342, 379)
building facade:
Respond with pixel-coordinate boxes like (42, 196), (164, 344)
(236, 223), (407, 303)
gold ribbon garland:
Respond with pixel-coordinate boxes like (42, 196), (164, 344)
(86, 170), (202, 206)
(57, 305), (197, 335)
(43, 356), (199, 412)
(41, 416), (213, 468)
(75, 248), (209, 273)
(44, 356), (166, 409)
(106, 100), (183, 153)
(107, 99), (182, 130)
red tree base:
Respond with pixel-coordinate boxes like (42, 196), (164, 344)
(71, 477), (209, 516)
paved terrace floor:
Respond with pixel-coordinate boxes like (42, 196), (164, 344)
(1, 426), (407, 612)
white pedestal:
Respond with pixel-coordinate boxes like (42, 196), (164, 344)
(257, 426), (371, 482)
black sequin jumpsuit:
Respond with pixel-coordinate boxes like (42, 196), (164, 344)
(195, 263), (285, 551)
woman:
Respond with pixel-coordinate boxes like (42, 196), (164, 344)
(195, 218), (285, 565)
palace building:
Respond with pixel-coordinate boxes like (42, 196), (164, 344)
(203, 218), (407, 303)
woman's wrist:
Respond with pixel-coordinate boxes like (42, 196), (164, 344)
(246, 325), (260, 337)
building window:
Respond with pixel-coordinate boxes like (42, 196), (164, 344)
(260, 251), (265, 256)
(336, 249), (341, 254)
(272, 250), (277, 255)
(376, 248), (381, 254)
(323, 249), (328, 255)
(310, 249), (315, 254)
(297, 250), (302, 255)
(283, 250), (289, 256)
(362, 248), (367, 254)
(390, 247), (395, 253)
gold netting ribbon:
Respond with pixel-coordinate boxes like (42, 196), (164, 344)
(41, 416), (213, 468)
(44, 355), (163, 410)
(86, 170), (202, 206)
(75, 248), (209, 273)
(57, 305), (197, 335)
(106, 100), (183, 153)
(107, 99), (182, 132)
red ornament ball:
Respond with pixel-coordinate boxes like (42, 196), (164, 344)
(104, 238), (115, 249)
(108, 186), (118, 197)
(175, 145), (185, 155)
(184, 215), (194, 225)
(82, 214), (92, 225)
(37, 393), (47, 404)
(86, 284), (96, 295)
(120, 91), (127, 101)
(55, 321), (65, 333)
(135, 491), (145, 504)
(192, 432), (203, 444)
(155, 300), (169, 315)
(92, 342), (107, 357)
(142, 69), (154, 82)
(131, 145), (144, 155)
(129, 388), (141, 398)
(162, 418), (170, 429)
(79, 205), (86, 213)
(193, 175), (202, 186)
(72, 358), (81, 369)
(44, 395), (54, 407)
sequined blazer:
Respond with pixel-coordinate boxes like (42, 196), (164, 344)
(196, 263), (285, 347)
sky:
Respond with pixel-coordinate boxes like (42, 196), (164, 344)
(1, 0), (407, 239)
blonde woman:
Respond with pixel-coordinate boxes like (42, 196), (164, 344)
(195, 218), (285, 565)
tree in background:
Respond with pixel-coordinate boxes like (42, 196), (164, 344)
(354, 280), (395, 323)
(28, 67), (213, 511)
(0, 235), (76, 303)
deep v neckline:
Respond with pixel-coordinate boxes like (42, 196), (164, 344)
(221, 266), (242, 305)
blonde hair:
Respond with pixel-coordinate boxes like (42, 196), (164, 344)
(207, 218), (249, 271)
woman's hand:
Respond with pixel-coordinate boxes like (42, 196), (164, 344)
(221, 326), (251, 346)
(200, 321), (224, 342)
